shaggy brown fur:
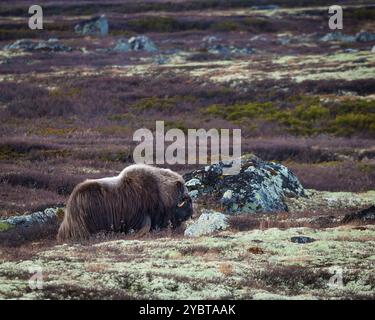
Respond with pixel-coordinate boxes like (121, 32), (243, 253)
(57, 164), (192, 241)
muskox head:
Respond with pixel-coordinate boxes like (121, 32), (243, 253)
(172, 181), (193, 227)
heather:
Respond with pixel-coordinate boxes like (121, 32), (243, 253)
(0, 0), (374, 300)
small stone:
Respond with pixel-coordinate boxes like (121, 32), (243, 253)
(221, 190), (235, 206)
(128, 35), (157, 52)
(290, 236), (316, 244)
(355, 31), (375, 42)
(4, 39), (72, 52)
(185, 178), (202, 188)
(188, 190), (199, 199)
(113, 38), (131, 52)
(222, 190), (233, 200)
(44, 208), (57, 217)
(74, 15), (109, 36)
(202, 35), (220, 44)
(320, 32), (355, 43)
(184, 210), (229, 237)
(342, 205), (375, 224)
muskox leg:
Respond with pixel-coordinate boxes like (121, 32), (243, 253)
(136, 215), (151, 237)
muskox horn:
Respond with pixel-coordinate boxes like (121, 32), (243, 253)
(177, 201), (186, 207)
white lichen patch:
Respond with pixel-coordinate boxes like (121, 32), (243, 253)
(286, 189), (375, 212)
(0, 224), (374, 300)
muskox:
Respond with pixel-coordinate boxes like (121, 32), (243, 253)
(57, 164), (193, 241)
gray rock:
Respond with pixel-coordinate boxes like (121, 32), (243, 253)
(128, 35), (157, 52)
(188, 190), (199, 199)
(4, 39), (72, 52)
(291, 236), (316, 244)
(208, 44), (254, 57)
(185, 178), (202, 188)
(221, 190), (235, 206)
(342, 205), (375, 224)
(184, 155), (305, 214)
(0, 207), (62, 244)
(112, 36), (158, 53)
(252, 5), (280, 10)
(184, 210), (229, 237)
(343, 48), (359, 53)
(372, 45), (375, 53)
(113, 38), (131, 52)
(154, 55), (170, 65)
(202, 35), (220, 44)
(74, 15), (109, 36)
(5, 208), (58, 226)
(320, 32), (355, 43)
(355, 31), (375, 42)
(277, 37), (291, 46)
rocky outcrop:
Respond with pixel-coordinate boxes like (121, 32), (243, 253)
(208, 44), (254, 57)
(320, 31), (375, 43)
(202, 35), (220, 44)
(3, 39), (72, 52)
(290, 236), (316, 244)
(342, 205), (375, 224)
(113, 36), (158, 53)
(252, 5), (280, 10)
(74, 15), (109, 36)
(356, 31), (375, 42)
(0, 207), (62, 244)
(184, 210), (229, 237)
(320, 32), (356, 43)
(113, 38), (131, 52)
(183, 155), (305, 214)
(128, 36), (158, 52)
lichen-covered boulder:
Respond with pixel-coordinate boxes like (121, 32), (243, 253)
(128, 36), (157, 52)
(355, 31), (375, 42)
(0, 207), (63, 244)
(4, 39), (72, 52)
(184, 210), (229, 237)
(208, 44), (254, 57)
(4, 208), (59, 226)
(342, 205), (375, 224)
(74, 15), (109, 36)
(319, 32), (355, 43)
(113, 38), (131, 52)
(112, 36), (157, 53)
(183, 155), (305, 214)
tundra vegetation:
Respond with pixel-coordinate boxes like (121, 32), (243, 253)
(0, 0), (374, 300)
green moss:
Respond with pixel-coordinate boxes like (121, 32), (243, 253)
(0, 145), (24, 160)
(132, 96), (195, 112)
(109, 30), (134, 37)
(96, 125), (132, 136)
(203, 96), (375, 137)
(0, 28), (36, 41)
(333, 113), (375, 136)
(49, 88), (82, 98)
(107, 113), (134, 122)
(203, 102), (275, 123)
(346, 7), (375, 20)
(164, 120), (189, 133)
(56, 208), (65, 222)
(31, 127), (78, 137)
(126, 17), (181, 33)
(242, 18), (274, 31)
(211, 20), (241, 32)
(98, 150), (132, 162)
(0, 221), (14, 232)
